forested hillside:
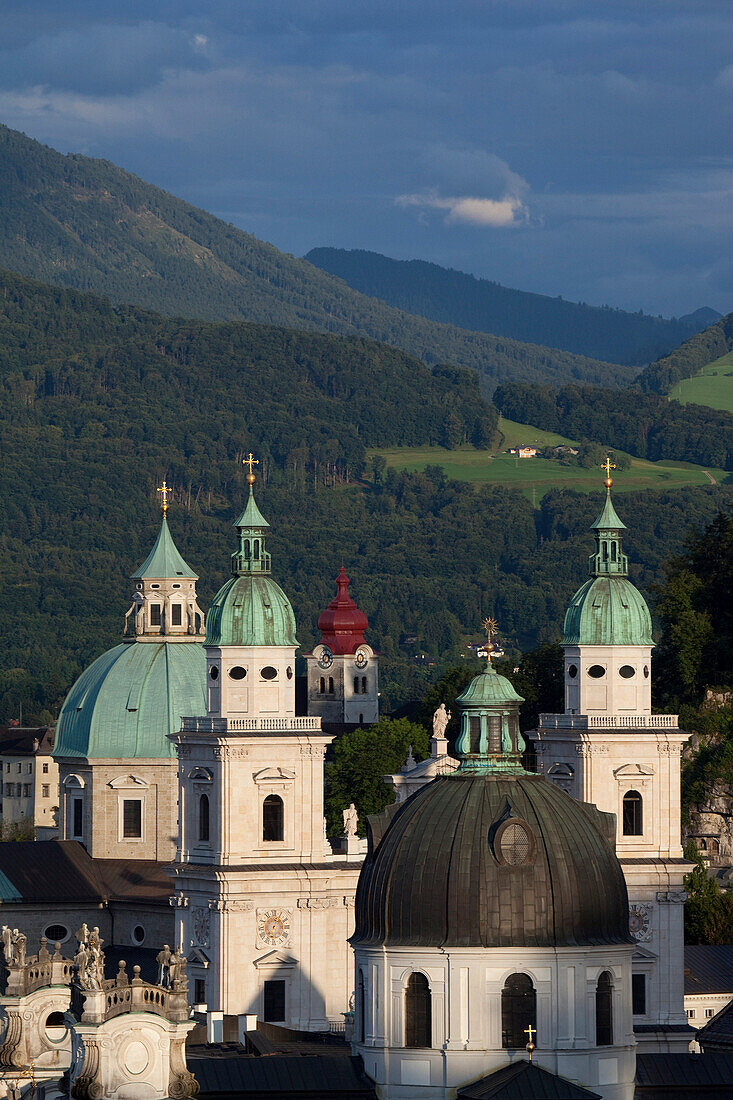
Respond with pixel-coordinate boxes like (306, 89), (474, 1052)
(0, 123), (631, 391)
(494, 383), (733, 470)
(638, 312), (733, 394)
(0, 272), (728, 726)
(306, 247), (701, 366)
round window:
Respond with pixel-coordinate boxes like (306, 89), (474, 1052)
(643, 666), (649, 678)
(567, 664), (578, 679)
(45, 1011), (67, 1042)
(261, 666), (278, 680)
(209, 666), (219, 680)
(587, 664), (606, 679)
(496, 821), (534, 866)
(228, 666), (247, 680)
(132, 925), (145, 945)
(619, 665), (636, 679)
(286, 666), (293, 680)
(43, 923), (69, 944)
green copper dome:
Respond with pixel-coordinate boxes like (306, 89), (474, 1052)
(456, 662), (524, 707)
(131, 516), (197, 580)
(563, 487), (654, 647)
(206, 575), (298, 647)
(54, 641), (206, 759)
(563, 576), (654, 646)
(205, 483), (298, 647)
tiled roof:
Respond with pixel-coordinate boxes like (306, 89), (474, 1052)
(685, 945), (733, 995)
(0, 726), (55, 756)
(636, 1052), (733, 1094)
(0, 841), (171, 905)
(188, 1050), (376, 1098)
(457, 1060), (601, 1099)
(697, 998), (733, 1051)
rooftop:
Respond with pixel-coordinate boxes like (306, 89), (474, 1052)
(0, 726), (55, 756)
(685, 945), (733, 995)
(457, 1060), (600, 1099)
(0, 840), (171, 905)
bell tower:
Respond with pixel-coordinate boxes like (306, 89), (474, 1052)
(532, 464), (691, 1054)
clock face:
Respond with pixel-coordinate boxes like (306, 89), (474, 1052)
(317, 647), (333, 669)
(628, 903), (652, 941)
(258, 909), (290, 947)
(355, 648), (369, 670)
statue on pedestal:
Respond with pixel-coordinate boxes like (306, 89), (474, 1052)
(343, 803), (358, 838)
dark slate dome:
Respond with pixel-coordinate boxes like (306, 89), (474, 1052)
(353, 772), (630, 949)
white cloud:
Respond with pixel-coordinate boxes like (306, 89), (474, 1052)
(397, 190), (528, 227)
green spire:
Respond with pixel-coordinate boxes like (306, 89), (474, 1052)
(231, 485), (272, 576)
(454, 652), (526, 774)
(588, 488), (628, 577)
(131, 516), (197, 580)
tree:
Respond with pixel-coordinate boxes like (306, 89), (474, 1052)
(683, 841), (733, 944)
(324, 718), (429, 836)
(371, 453), (387, 486)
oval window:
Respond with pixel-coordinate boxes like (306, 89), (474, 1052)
(496, 821), (534, 866)
(261, 666), (278, 680)
(132, 925), (145, 945)
(587, 665), (606, 679)
(619, 665), (636, 679)
(567, 664), (578, 679)
(286, 666), (293, 680)
(643, 666), (649, 678)
(45, 1010), (67, 1042)
(228, 666), (247, 680)
(209, 666), (219, 680)
(43, 923), (69, 944)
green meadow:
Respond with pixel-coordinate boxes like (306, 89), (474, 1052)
(371, 418), (726, 502)
(670, 350), (733, 413)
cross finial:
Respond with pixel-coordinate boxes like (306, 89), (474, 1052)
(243, 452), (259, 486)
(482, 617), (498, 663)
(157, 480), (170, 515)
(524, 1023), (536, 1060)
(601, 456), (616, 489)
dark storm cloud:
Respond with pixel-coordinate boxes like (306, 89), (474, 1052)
(0, 0), (731, 314)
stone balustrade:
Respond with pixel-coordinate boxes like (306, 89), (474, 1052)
(180, 714), (322, 733)
(76, 964), (190, 1025)
(538, 713), (679, 730)
(3, 939), (73, 997)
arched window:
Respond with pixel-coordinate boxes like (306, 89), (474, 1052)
(354, 676), (360, 694)
(198, 794), (210, 843)
(501, 973), (536, 1049)
(361, 676), (367, 694)
(596, 971), (613, 1046)
(469, 716), (481, 753)
(405, 973), (431, 1048)
(263, 794), (284, 842)
(358, 969), (366, 1044)
(328, 677), (334, 694)
(244, 540), (251, 559)
(253, 540), (260, 560)
(319, 677), (325, 694)
(623, 790), (643, 836)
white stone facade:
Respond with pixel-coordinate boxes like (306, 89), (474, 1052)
(305, 643), (379, 726)
(352, 945), (635, 1100)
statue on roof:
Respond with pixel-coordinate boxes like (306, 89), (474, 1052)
(343, 803), (359, 838)
(432, 703), (451, 739)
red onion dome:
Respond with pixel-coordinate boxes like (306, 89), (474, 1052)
(317, 567), (369, 655)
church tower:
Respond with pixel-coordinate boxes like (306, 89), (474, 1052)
(172, 458), (362, 1035)
(532, 465), (691, 1053)
(305, 567), (379, 729)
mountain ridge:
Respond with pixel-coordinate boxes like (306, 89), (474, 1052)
(305, 247), (708, 367)
(0, 122), (632, 392)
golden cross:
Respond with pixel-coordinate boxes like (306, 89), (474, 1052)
(524, 1023), (536, 1060)
(243, 452), (259, 485)
(157, 480), (170, 515)
(601, 457), (616, 488)
(482, 617), (498, 647)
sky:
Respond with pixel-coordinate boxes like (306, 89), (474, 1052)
(1, 1), (732, 317)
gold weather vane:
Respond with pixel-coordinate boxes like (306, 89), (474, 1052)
(482, 617), (498, 660)
(601, 457), (616, 489)
(243, 452), (259, 485)
(157, 480), (171, 515)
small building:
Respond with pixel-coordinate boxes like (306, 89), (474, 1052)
(685, 945), (733, 1028)
(0, 725), (58, 839)
(509, 446), (538, 458)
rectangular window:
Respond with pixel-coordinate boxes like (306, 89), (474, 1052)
(16, 764), (21, 773)
(4, 763), (8, 773)
(194, 979), (206, 1005)
(72, 797), (83, 838)
(687, 1009), (696, 1019)
(4, 783), (11, 797)
(43, 763), (49, 774)
(632, 974), (646, 1016)
(42, 784), (50, 798)
(706, 1008), (715, 1018)
(23, 784), (31, 797)
(171, 604), (182, 626)
(27, 763), (32, 774)
(122, 799), (143, 839)
(263, 979), (286, 1022)
(150, 603), (162, 627)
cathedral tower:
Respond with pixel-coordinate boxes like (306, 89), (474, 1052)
(173, 459), (362, 1034)
(532, 466), (691, 1053)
